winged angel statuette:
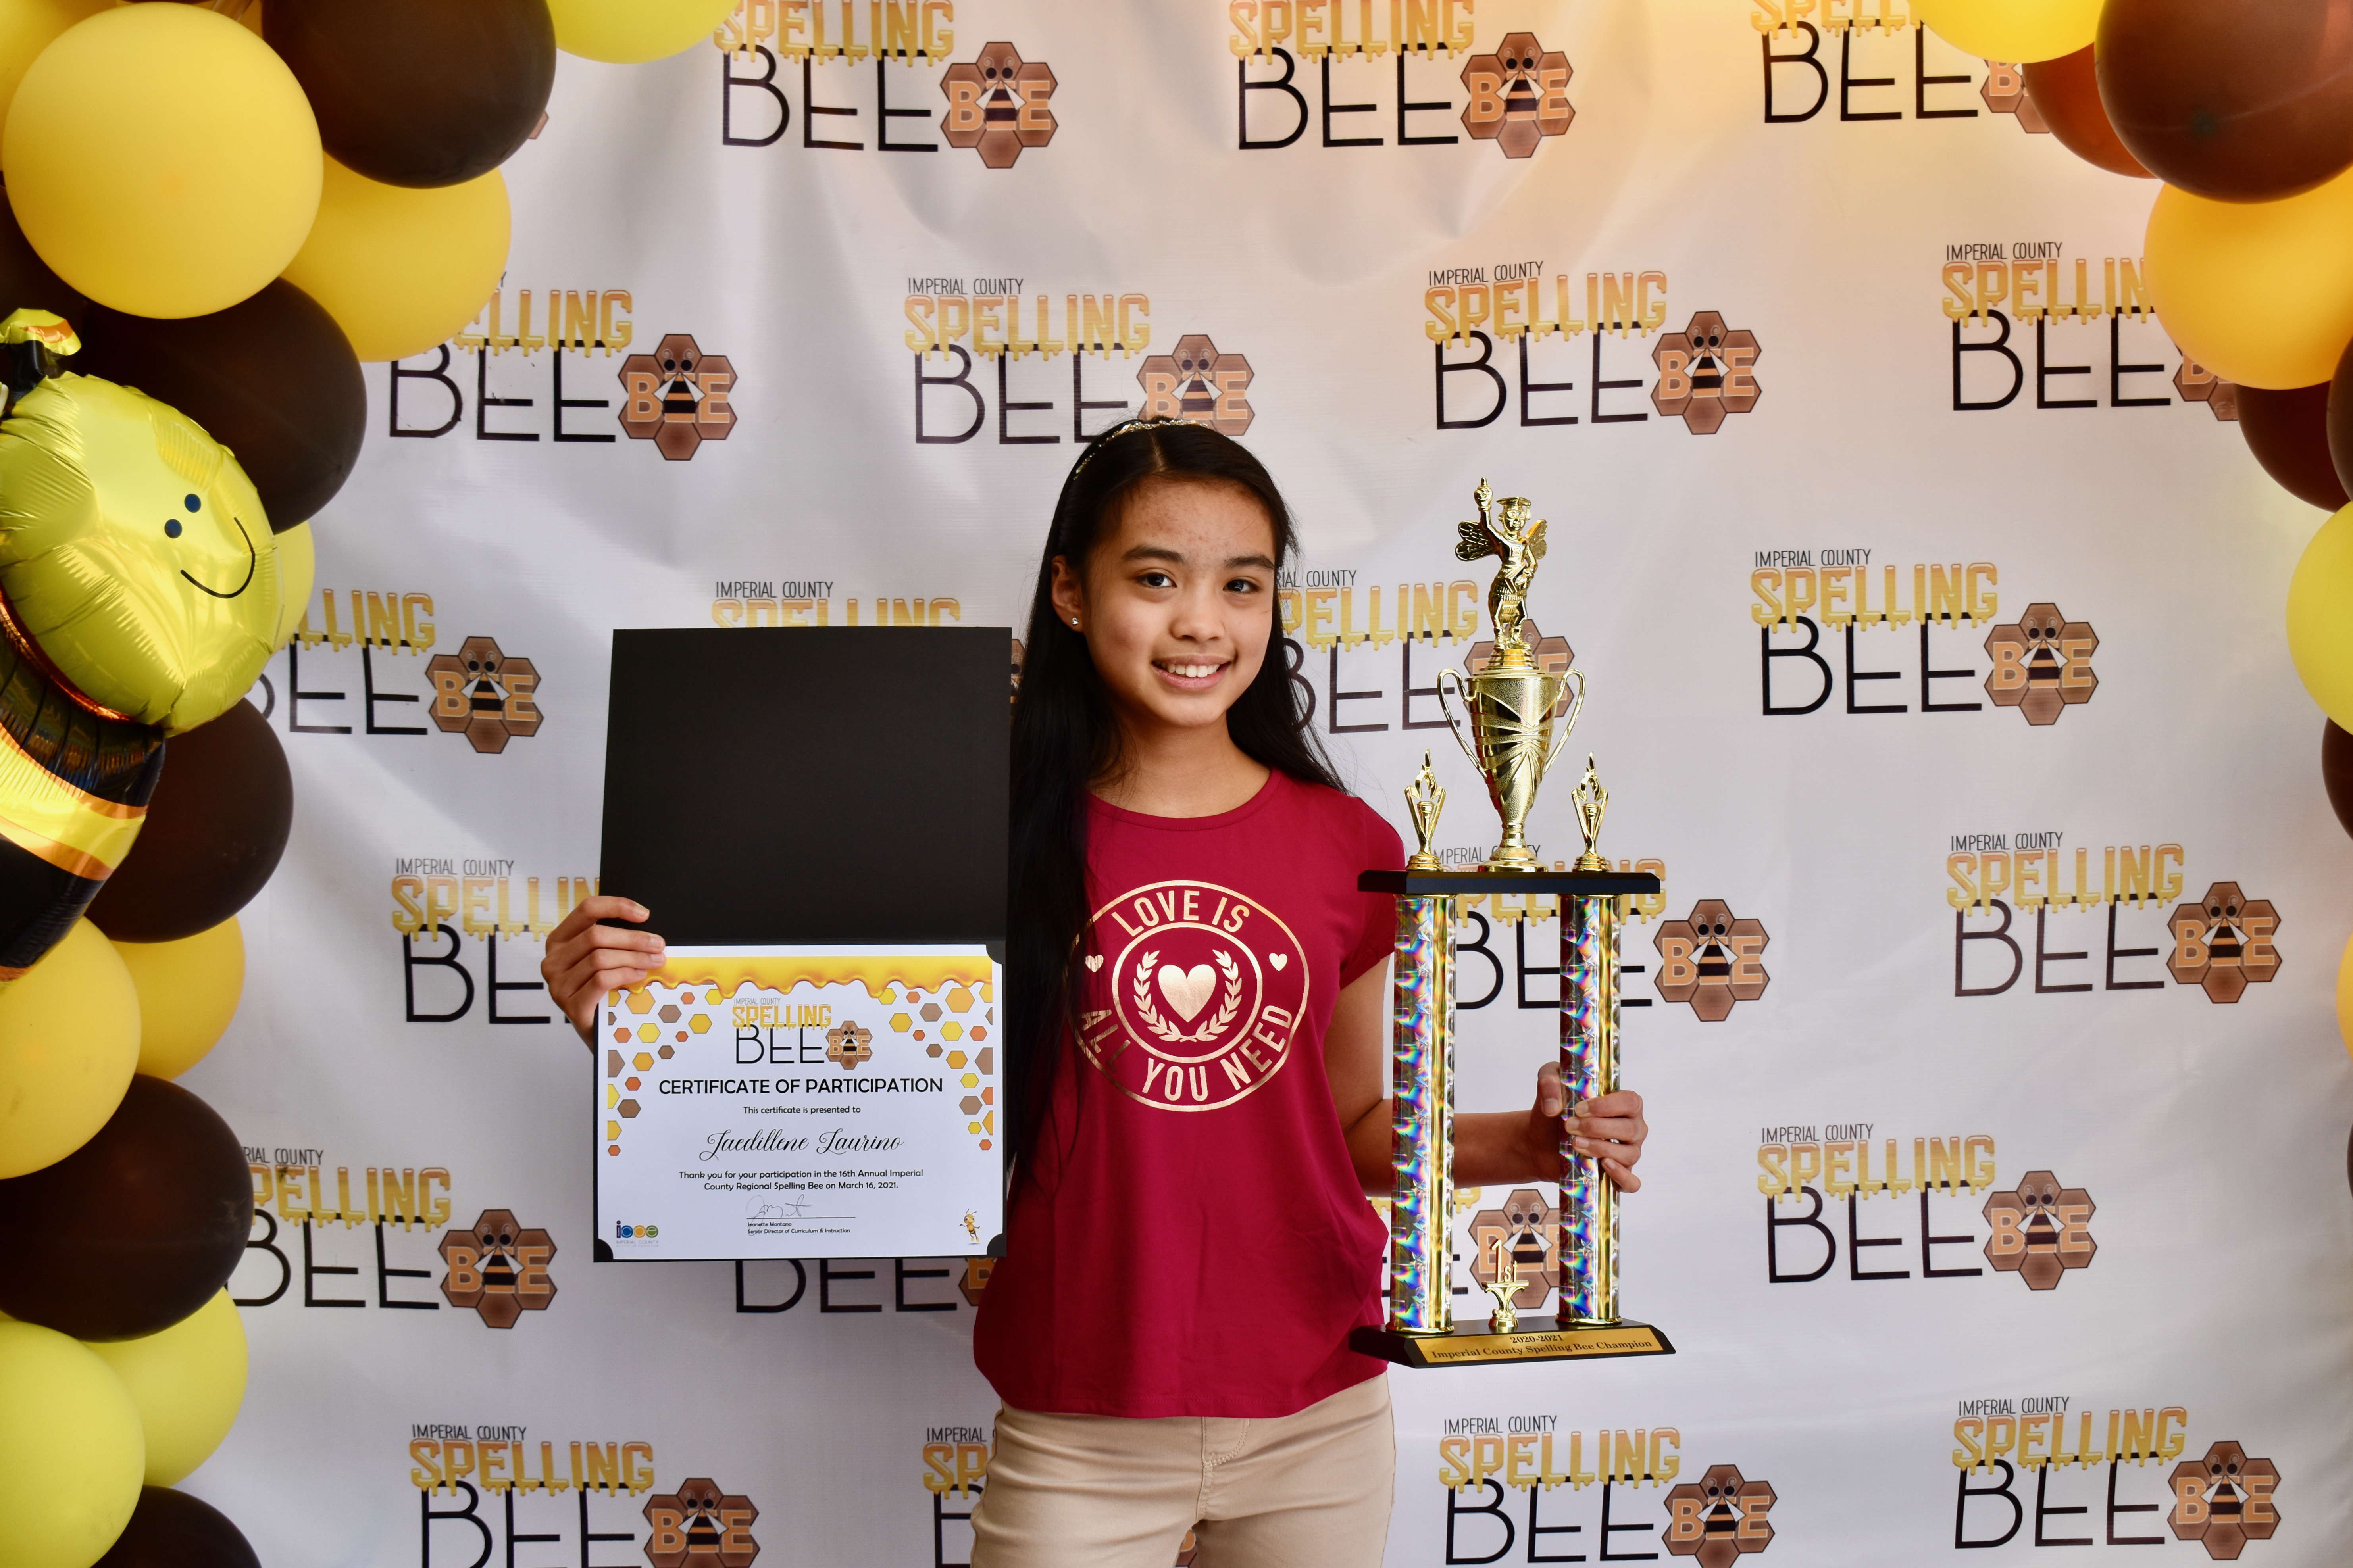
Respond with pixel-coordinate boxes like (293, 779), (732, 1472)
(1455, 478), (1548, 663)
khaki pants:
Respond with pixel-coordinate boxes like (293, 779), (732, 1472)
(969, 1376), (1395, 1568)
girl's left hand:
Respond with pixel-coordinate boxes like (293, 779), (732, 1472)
(1527, 1063), (1647, 1191)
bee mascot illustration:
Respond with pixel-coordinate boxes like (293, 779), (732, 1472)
(0, 308), (283, 979)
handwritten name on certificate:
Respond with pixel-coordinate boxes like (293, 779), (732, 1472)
(593, 945), (1001, 1260)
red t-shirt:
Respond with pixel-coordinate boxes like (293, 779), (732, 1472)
(973, 768), (1404, 1418)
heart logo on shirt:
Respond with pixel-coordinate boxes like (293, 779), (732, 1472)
(1269, 952), (1289, 971)
(1084, 954), (1104, 972)
(1158, 962), (1217, 1021)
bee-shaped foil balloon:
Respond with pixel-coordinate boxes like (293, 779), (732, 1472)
(0, 308), (281, 978)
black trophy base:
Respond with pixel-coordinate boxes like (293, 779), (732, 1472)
(1360, 869), (1662, 896)
(1351, 1318), (1675, 1368)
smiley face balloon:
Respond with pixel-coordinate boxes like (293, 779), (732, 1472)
(0, 338), (280, 734)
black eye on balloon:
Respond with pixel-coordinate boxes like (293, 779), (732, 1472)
(164, 519), (181, 538)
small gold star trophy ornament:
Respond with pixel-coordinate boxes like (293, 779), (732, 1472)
(1351, 480), (1673, 1369)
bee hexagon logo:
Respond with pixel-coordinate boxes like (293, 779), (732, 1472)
(1664, 1464), (1776, 1566)
(1981, 1170), (2095, 1290)
(425, 636), (542, 753)
(642, 1477), (759, 1568)
(1653, 900), (1769, 1021)
(1652, 312), (1762, 434)
(1465, 1186), (1558, 1313)
(618, 333), (737, 460)
(825, 1018), (874, 1069)
(437, 1207), (556, 1328)
(940, 42), (1056, 167)
(2168, 1441), (2279, 1560)
(1460, 31), (1572, 157)
(2167, 881), (2282, 1003)
(1982, 602), (2096, 724)
(1137, 334), (1253, 433)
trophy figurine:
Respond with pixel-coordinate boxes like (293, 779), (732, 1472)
(1483, 1236), (1523, 1335)
(1438, 480), (1586, 872)
(1404, 752), (1445, 873)
(1352, 480), (1672, 1369)
(1570, 757), (1608, 873)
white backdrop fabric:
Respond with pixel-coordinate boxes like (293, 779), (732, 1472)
(177, 3), (2352, 1565)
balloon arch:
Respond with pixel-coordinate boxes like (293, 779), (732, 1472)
(0, 4), (731, 1566)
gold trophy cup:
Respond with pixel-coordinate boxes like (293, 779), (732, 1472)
(1437, 481), (1586, 872)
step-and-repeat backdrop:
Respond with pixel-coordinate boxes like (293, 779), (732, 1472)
(177, 4), (2352, 1564)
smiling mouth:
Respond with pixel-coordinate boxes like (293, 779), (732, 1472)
(180, 516), (258, 600)
(1155, 660), (1227, 685)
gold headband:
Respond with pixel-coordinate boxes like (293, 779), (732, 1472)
(1066, 416), (1201, 482)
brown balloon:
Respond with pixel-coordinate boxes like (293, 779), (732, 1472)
(2236, 382), (2348, 509)
(77, 280), (364, 531)
(2098, 0), (2353, 201)
(265, 0), (555, 188)
(87, 699), (291, 944)
(2023, 47), (2153, 177)
(2324, 336), (2353, 498)
(0, 185), (84, 325)
(95, 1489), (261, 1568)
(2324, 719), (2353, 839)
(0, 1076), (252, 1340)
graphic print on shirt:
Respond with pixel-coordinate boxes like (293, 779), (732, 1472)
(1079, 879), (1310, 1112)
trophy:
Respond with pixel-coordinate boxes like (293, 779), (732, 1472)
(1436, 480), (1585, 872)
(1351, 480), (1673, 1368)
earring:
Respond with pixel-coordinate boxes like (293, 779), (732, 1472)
(1071, 617), (1080, 628)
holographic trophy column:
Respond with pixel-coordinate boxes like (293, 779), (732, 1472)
(1386, 884), (1454, 1335)
(1558, 872), (1621, 1326)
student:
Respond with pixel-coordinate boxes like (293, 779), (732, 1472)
(542, 419), (1647, 1568)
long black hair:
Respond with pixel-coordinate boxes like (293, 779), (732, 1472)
(1004, 419), (1342, 1172)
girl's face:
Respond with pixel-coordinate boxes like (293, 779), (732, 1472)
(1050, 477), (1279, 744)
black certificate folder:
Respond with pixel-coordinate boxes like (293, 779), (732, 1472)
(597, 627), (1010, 945)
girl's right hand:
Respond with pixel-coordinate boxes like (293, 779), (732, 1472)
(541, 896), (666, 1043)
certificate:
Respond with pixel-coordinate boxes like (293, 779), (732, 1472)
(594, 943), (1002, 1261)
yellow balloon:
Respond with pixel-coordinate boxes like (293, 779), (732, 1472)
(0, 1321), (142, 1568)
(1910, 0), (2101, 63)
(2146, 168), (2353, 389)
(1, 6), (321, 319)
(113, 919), (244, 1081)
(272, 519), (314, 652)
(85, 1289), (246, 1486)
(0, 371), (283, 732)
(550, 0), (740, 63)
(0, 918), (139, 1180)
(2338, 930), (2353, 1063)
(2289, 503), (2353, 730)
(280, 158), (510, 363)
(0, 0), (108, 129)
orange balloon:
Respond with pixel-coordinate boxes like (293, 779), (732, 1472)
(2146, 166), (2353, 389)
(2338, 929), (2353, 1063)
